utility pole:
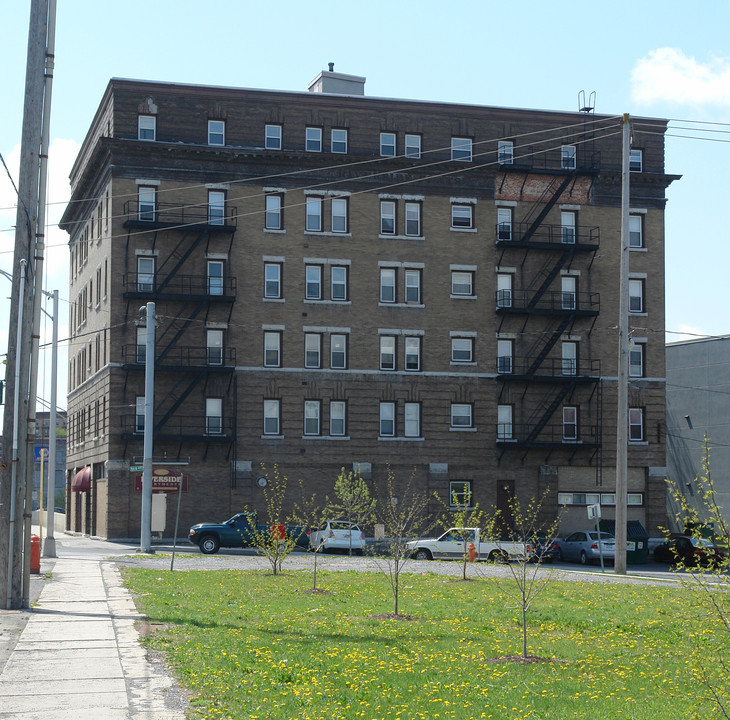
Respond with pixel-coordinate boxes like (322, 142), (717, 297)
(614, 113), (631, 576)
(139, 302), (156, 554)
(1, 0), (49, 610)
(43, 289), (58, 558)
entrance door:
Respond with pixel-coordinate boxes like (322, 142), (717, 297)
(496, 479), (515, 536)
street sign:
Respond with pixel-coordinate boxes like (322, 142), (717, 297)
(34, 446), (48, 463)
(587, 503), (601, 520)
(129, 465), (143, 472)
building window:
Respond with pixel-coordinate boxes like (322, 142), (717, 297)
(405, 269), (421, 303)
(629, 215), (643, 248)
(330, 401), (346, 436)
(306, 197), (323, 232)
(138, 186), (156, 221)
(264, 263), (282, 299)
(265, 194), (282, 230)
(208, 190), (225, 225)
(451, 137), (472, 162)
(629, 342), (644, 378)
(404, 402), (421, 438)
(331, 266), (348, 301)
(452, 270), (474, 297)
(451, 404), (473, 429)
(138, 115), (156, 141)
(136, 326), (147, 364)
(404, 202), (421, 236)
(263, 399), (280, 435)
(265, 124), (282, 150)
(208, 120), (225, 146)
(561, 276), (577, 310)
(497, 405), (513, 440)
(629, 407), (644, 441)
(331, 128), (348, 153)
(451, 204), (473, 229)
(497, 339), (513, 374)
(380, 201), (396, 235)
(450, 481), (472, 508)
(630, 149), (643, 172)
(405, 134), (421, 158)
(380, 402), (395, 437)
(306, 127), (322, 152)
(207, 261), (224, 296)
(405, 336), (421, 371)
(264, 331), (281, 367)
(629, 279), (644, 313)
(380, 268), (396, 303)
(380, 132), (396, 157)
(207, 329), (223, 365)
(330, 334), (347, 369)
(331, 198), (348, 233)
(496, 273), (512, 308)
(206, 398), (223, 435)
(498, 140), (514, 165)
(380, 336), (396, 370)
(305, 265), (322, 300)
(304, 333), (322, 368)
(497, 207), (512, 241)
(452, 337), (473, 363)
(135, 396), (145, 432)
(304, 400), (321, 436)
(563, 406), (578, 441)
(561, 145), (577, 169)
(137, 256), (155, 292)
(562, 341), (577, 376)
(561, 211), (576, 244)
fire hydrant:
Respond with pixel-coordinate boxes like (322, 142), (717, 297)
(30, 534), (40, 574)
(468, 542), (477, 563)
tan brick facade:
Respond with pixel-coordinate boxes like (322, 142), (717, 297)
(59, 78), (676, 539)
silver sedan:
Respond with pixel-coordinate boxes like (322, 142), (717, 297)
(556, 531), (615, 564)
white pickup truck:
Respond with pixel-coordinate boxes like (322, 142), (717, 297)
(405, 527), (528, 562)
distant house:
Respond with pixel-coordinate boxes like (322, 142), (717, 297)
(666, 336), (730, 531)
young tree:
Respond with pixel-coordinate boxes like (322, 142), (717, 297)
(373, 466), (438, 618)
(246, 465), (301, 576)
(440, 488), (486, 581)
(292, 482), (330, 593)
(329, 467), (376, 555)
(666, 439), (729, 718)
(478, 490), (561, 661)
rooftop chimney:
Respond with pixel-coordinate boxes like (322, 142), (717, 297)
(308, 65), (366, 96)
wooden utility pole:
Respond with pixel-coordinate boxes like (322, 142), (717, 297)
(614, 114), (631, 576)
(0, 0), (49, 609)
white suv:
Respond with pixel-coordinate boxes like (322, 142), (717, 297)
(309, 520), (365, 554)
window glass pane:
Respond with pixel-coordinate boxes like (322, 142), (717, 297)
(264, 332), (280, 367)
(451, 137), (472, 161)
(561, 211), (576, 244)
(380, 268), (396, 302)
(208, 120), (225, 146)
(138, 187), (155, 221)
(304, 401), (320, 435)
(331, 266), (347, 300)
(330, 401), (346, 436)
(497, 405), (512, 439)
(305, 334), (321, 368)
(380, 201), (396, 234)
(404, 402), (420, 437)
(263, 400), (279, 435)
(405, 270), (420, 303)
(137, 257), (155, 292)
(451, 205), (473, 228)
(306, 127), (322, 152)
(450, 481), (471, 507)
(380, 336), (395, 370)
(497, 207), (512, 241)
(629, 279), (643, 312)
(496, 273), (512, 307)
(498, 140), (513, 164)
(331, 129), (347, 153)
(330, 334), (347, 369)
(306, 198), (322, 231)
(561, 145), (576, 169)
(207, 261), (224, 295)
(138, 115), (155, 141)
(380, 133), (396, 156)
(265, 195), (282, 230)
(405, 203), (420, 236)
(265, 125), (282, 150)
(497, 339), (512, 373)
(629, 344), (643, 377)
(405, 337), (420, 371)
(306, 265), (322, 299)
(405, 134), (421, 158)
(629, 215), (642, 247)
(331, 198), (347, 233)
(452, 337), (473, 362)
(629, 149), (642, 172)
(207, 330), (223, 365)
(451, 404), (472, 427)
(452, 271), (473, 296)
(380, 402), (395, 436)
(208, 191), (225, 225)
(264, 263), (281, 298)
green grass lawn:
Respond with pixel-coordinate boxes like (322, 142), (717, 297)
(122, 567), (722, 720)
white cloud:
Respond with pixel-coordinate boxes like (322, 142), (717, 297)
(631, 48), (730, 106)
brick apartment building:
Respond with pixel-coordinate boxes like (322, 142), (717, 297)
(59, 69), (677, 539)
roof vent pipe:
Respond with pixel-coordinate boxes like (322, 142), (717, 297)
(328, 62), (334, 72)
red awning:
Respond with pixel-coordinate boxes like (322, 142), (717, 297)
(71, 466), (91, 492)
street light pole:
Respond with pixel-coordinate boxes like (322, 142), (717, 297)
(139, 302), (156, 554)
(43, 289), (58, 557)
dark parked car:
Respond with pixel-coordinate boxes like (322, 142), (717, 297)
(654, 534), (725, 567)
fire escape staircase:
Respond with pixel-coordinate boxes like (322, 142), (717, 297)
(524, 381), (576, 445)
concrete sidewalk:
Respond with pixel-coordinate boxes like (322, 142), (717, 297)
(0, 548), (186, 719)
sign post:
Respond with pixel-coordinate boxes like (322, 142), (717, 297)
(587, 503), (604, 572)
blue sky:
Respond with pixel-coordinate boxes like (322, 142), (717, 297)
(1, 0), (729, 410)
